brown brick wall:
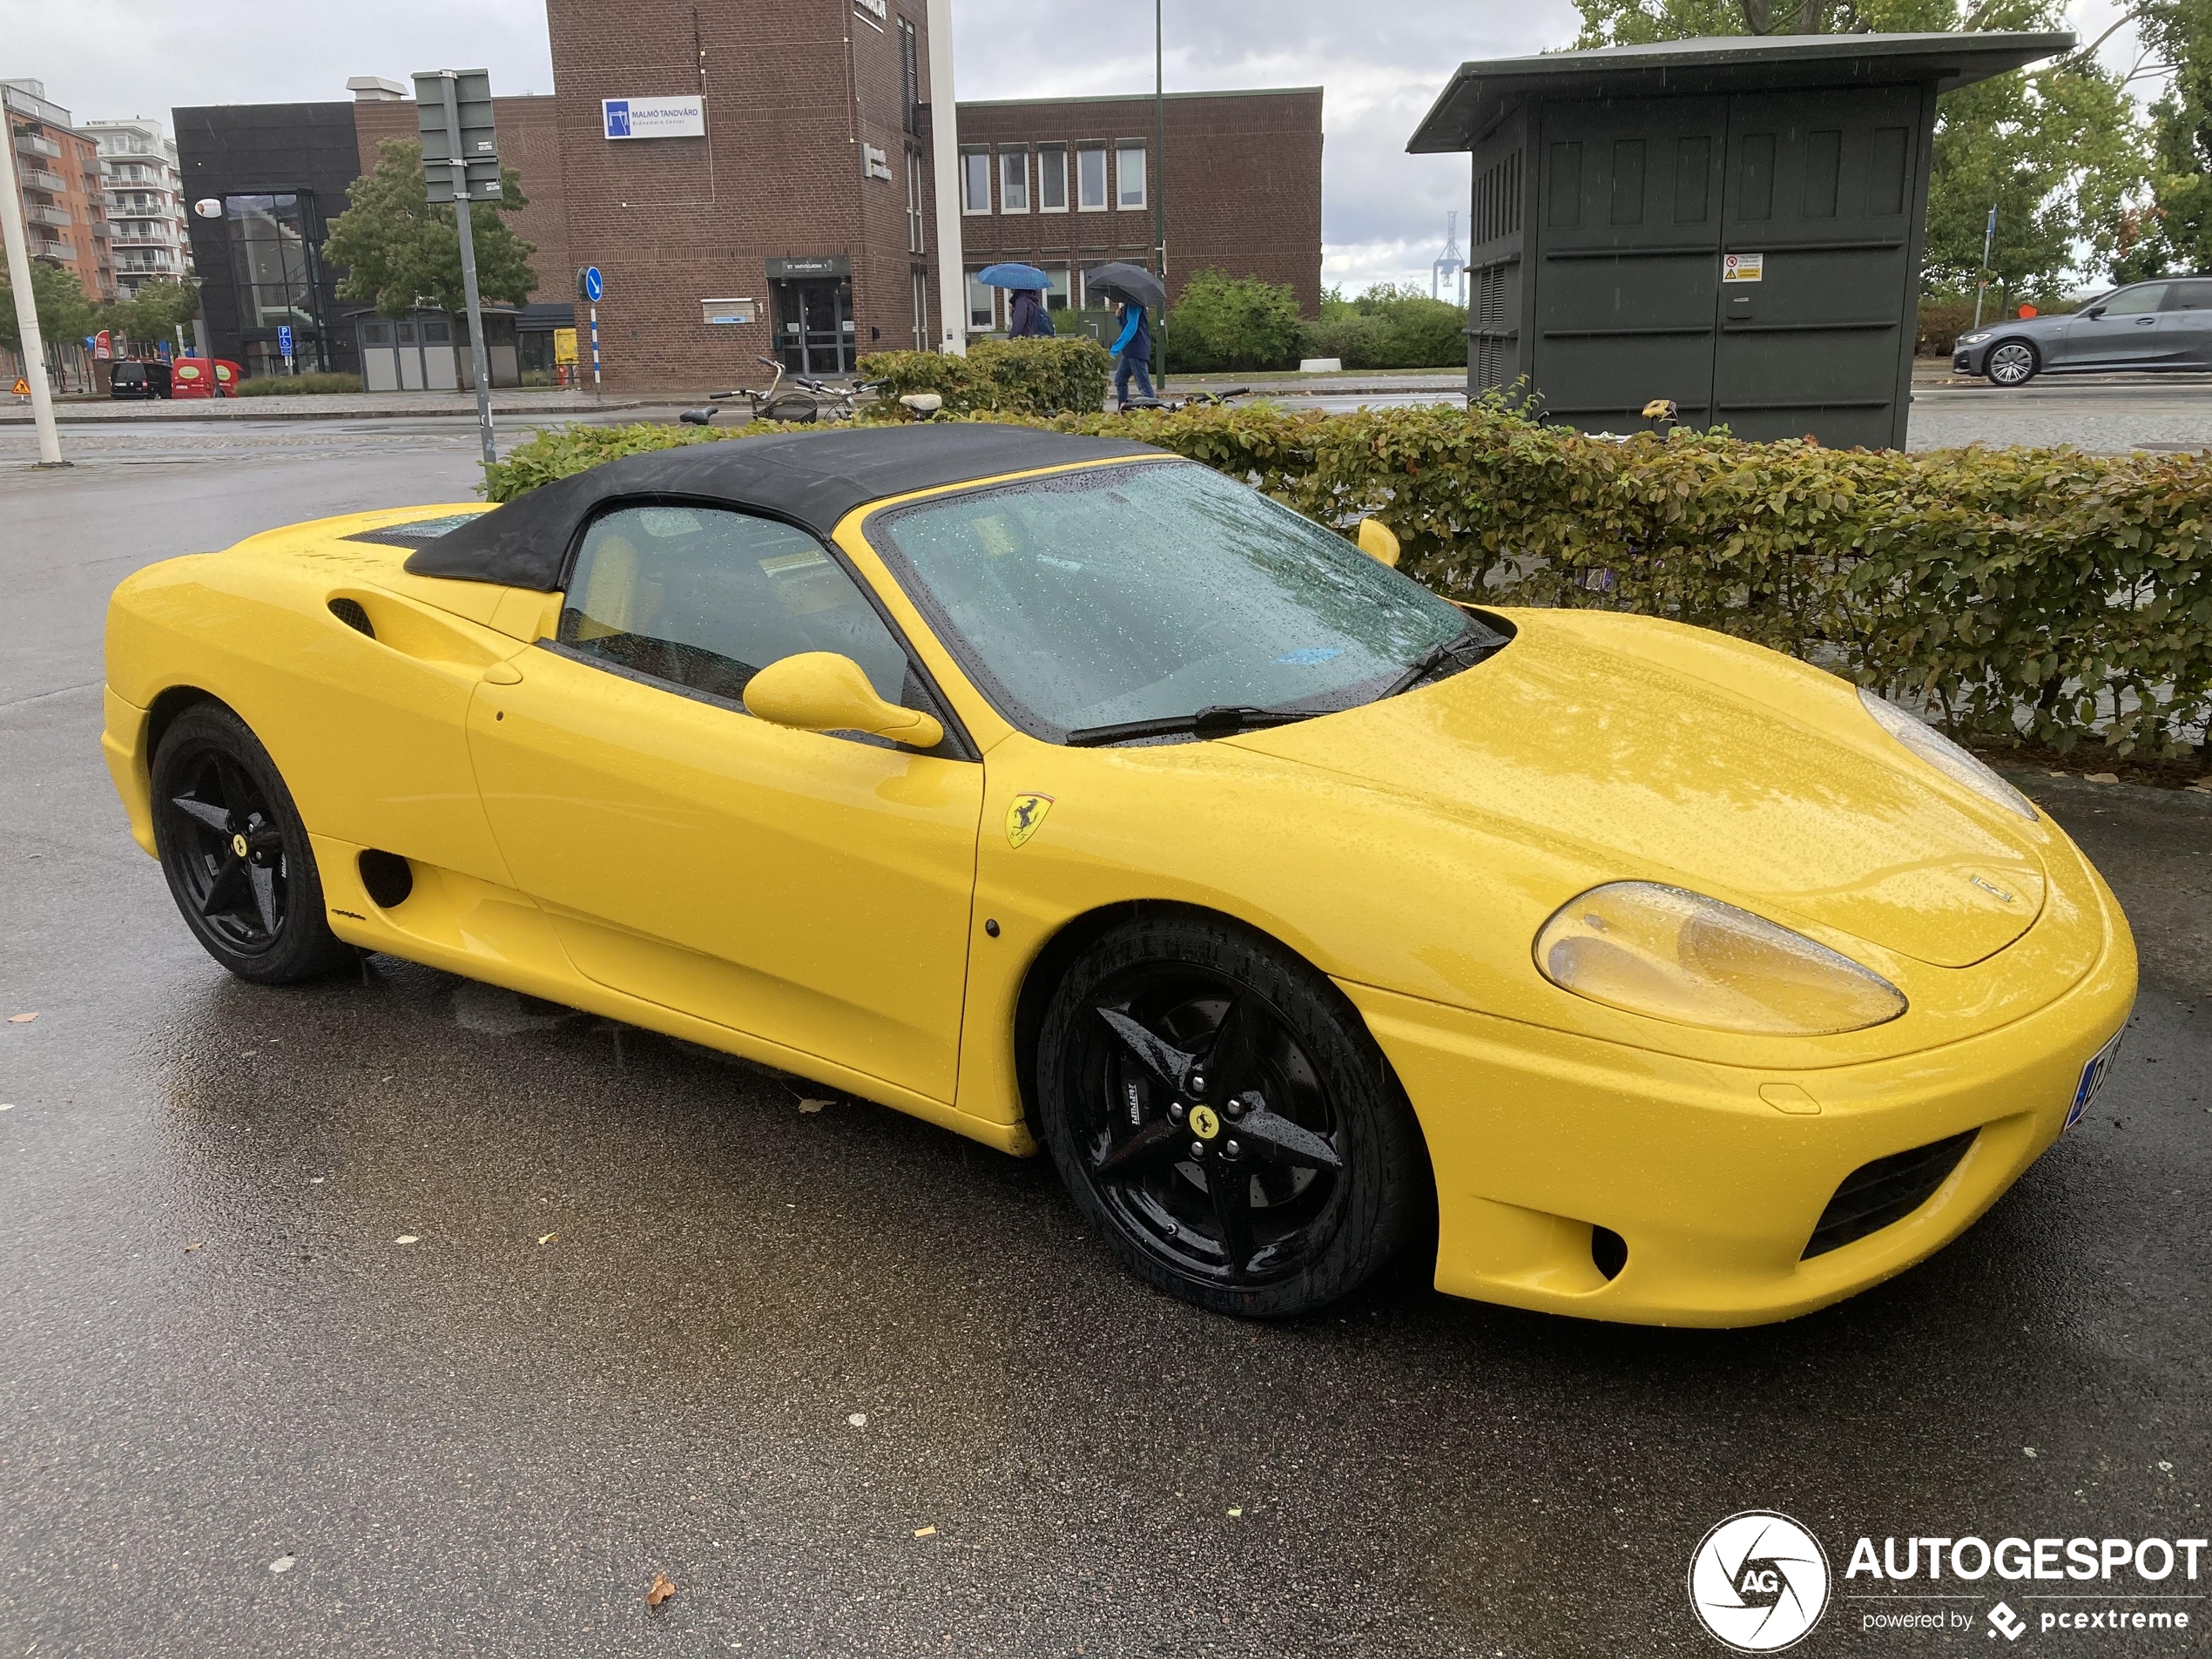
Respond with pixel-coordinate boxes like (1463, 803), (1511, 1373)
(542, 0), (934, 389)
(954, 89), (1323, 318)
(353, 94), (571, 307)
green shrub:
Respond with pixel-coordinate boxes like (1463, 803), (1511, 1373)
(482, 420), (739, 502)
(1163, 270), (1305, 373)
(1302, 284), (1468, 370)
(1296, 312), (1393, 370)
(232, 372), (365, 395)
(475, 401), (2212, 759)
(856, 335), (1110, 416)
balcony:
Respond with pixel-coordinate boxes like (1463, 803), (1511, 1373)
(13, 132), (62, 161)
(31, 238), (75, 260)
(21, 167), (64, 192)
(24, 203), (71, 227)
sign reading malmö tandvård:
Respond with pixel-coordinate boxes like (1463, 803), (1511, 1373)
(602, 98), (705, 140)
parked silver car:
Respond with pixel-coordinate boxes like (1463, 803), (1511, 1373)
(1952, 277), (2212, 386)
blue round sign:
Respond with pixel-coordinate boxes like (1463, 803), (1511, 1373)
(578, 265), (604, 302)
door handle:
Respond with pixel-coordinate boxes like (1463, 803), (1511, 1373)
(2137, 317), (2158, 325)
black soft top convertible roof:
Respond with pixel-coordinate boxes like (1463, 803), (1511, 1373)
(402, 424), (1163, 590)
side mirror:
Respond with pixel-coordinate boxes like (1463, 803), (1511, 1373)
(744, 652), (945, 749)
(1357, 517), (1402, 569)
(2083, 306), (2105, 320)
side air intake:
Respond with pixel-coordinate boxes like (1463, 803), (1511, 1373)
(357, 849), (414, 908)
(329, 597), (375, 638)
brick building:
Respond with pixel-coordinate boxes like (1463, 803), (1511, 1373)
(169, 3), (1323, 389)
(3, 78), (115, 307)
(954, 89), (1325, 332)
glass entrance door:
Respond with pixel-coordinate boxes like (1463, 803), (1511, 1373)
(775, 279), (854, 374)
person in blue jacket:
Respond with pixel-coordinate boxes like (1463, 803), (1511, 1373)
(1110, 300), (1154, 408)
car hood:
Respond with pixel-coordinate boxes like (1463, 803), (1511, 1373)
(1229, 610), (2046, 968)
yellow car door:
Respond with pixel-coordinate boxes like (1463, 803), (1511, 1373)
(465, 502), (982, 1103)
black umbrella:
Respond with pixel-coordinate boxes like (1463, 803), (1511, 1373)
(1082, 262), (1166, 310)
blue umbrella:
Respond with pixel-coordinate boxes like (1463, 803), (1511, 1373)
(977, 263), (1052, 290)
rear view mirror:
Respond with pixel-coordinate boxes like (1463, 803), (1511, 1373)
(2083, 307), (2105, 319)
(744, 652), (945, 749)
(1357, 517), (1402, 568)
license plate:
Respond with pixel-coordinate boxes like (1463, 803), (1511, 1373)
(2065, 1030), (2125, 1131)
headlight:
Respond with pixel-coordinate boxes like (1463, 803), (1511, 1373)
(1858, 688), (2037, 820)
(1534, 882), (1906, 1035)
(1957, 331), (1991, 345)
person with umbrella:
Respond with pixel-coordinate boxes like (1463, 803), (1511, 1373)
(1086, 262), (1165, 409)
(977, 264), (1055, 339)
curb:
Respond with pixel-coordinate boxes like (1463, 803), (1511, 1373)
(1, 399), (645, 426)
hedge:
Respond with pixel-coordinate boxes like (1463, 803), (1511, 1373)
(233, 372), (365, 395)
(855, 336), (1111, 416)
(480, 401), (2212, 760)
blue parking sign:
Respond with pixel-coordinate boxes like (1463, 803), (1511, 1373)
(277, 325), (293, 356)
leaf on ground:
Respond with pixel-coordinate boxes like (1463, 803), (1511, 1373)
(646, 1572), (676, 1606)
(537, 1232), (557, 1246)
(798, 1098), (833, 1114)
(847, 1412), (867, 1427)
(394, 1235), (420, 1245)
(8, 1013), (36, 1023)
(183, 1241), (204, 1253)
(914, 1526), (936, 1538)
(0, 1103), (14, 1111)
(268, 1554), (295, 1574)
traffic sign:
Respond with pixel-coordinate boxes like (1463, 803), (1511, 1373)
(415, 69), (501, 204)
(11, 377), (28, 397)
(578, 265), (604, 302)
(277, 325), (293, 356)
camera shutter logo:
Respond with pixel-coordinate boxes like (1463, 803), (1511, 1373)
(1688, 1512), (1831, 1652)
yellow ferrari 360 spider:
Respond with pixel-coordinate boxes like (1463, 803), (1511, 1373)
(102, 426), (2135, 1324)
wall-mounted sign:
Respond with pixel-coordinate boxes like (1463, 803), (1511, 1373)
(1722, 252), (1764, 283)
(863, 144), (892, 182)
(602, 97), (705, 140)
(699, 297), (758, 326)
(765, 255), (851, 280)
(193, 198), (222, 218)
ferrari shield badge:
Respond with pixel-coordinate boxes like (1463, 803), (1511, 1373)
(1006, 792), (1055, 848)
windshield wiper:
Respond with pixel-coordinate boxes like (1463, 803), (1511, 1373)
(1064, 705), (1314, 748)
(1381, 621), (1501, 699)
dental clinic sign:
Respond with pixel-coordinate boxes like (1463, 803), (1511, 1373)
(601, 97), (705, 140)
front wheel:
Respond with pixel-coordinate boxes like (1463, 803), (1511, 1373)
(1035, 914), (1427, 1318)
(1985, 340), (2039, 387)
(151, 703), (354, 984)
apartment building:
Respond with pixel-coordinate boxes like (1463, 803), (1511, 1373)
(83, 116), (193, 293)
(2, 78), (114, 303)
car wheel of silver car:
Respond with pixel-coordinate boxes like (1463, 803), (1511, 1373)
(1985, 340), (2039, 388)
(1036, 912), (1427, 1319)
(152, 703), (355, 985)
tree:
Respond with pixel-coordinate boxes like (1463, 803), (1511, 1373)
(103, 277), (199, 351)
(2105, 0), (2210, 277)
(321, 138), (536, 317)
(1571, 0), (2148, 299)
(1164, 270), (1305, 372)
(0, 259), (98, 357)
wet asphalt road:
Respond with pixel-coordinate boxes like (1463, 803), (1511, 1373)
(1, 432), (2209, 1658)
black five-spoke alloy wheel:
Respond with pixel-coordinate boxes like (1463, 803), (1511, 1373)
(152, 703), (353, 983)
(1985, 340), (2038, 388)
(1037, 913), (1426, 1318)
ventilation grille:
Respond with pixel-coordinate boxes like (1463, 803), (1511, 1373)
(1803, 1130), (1977, 1259)
(329, 597), (375, 638)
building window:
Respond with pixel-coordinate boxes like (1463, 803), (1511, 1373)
(1116, 142), (1147, 210)
(999, 147), (1028, 213)
(912, 267), (928, 349)
(961, 148), (991, 214)
(965, 265), (995, 331)
(1076, 144), (1108, 211)
(907, 149), (926, 253)
(1037, 144), (1068, 212)
(1046, 266), (1071, 311)
(898, 17), (920, 136)
(223, 191), (328, 370)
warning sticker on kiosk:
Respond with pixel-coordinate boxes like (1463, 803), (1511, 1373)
(1722, 253), (1765, 282)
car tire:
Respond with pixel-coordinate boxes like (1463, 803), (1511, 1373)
(1985, 340), (2039, 388)
(1035, 912), (1427, 1318)
(151, 703), (354, 984)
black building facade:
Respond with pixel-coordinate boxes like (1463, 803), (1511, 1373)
(173, 102), (365, 377)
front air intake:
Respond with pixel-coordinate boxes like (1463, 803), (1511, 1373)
(1802, 1130), (1977, 1259)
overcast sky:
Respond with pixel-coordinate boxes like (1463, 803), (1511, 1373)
(5, 0), (2148, 294)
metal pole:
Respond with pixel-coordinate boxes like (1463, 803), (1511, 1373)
(589, 302), (601, 396)
(440, 72), (497, 468)
(925, 0), (966, 356)
(1153, 0), (1166, 389)
(1973, 203), (1995, 329)
(0, 103), (65, 467)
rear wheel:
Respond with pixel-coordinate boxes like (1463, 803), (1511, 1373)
(1035, 914), (1426, 1318)
(152, 704), (353, 984)
(1985, 340), (2039, 387)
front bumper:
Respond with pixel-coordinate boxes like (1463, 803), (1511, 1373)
(1952, 342), (1990, 375)
(1344, 863), (2135, 1327)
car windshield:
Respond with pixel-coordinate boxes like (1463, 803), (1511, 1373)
(868, 461), (1500, 741)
